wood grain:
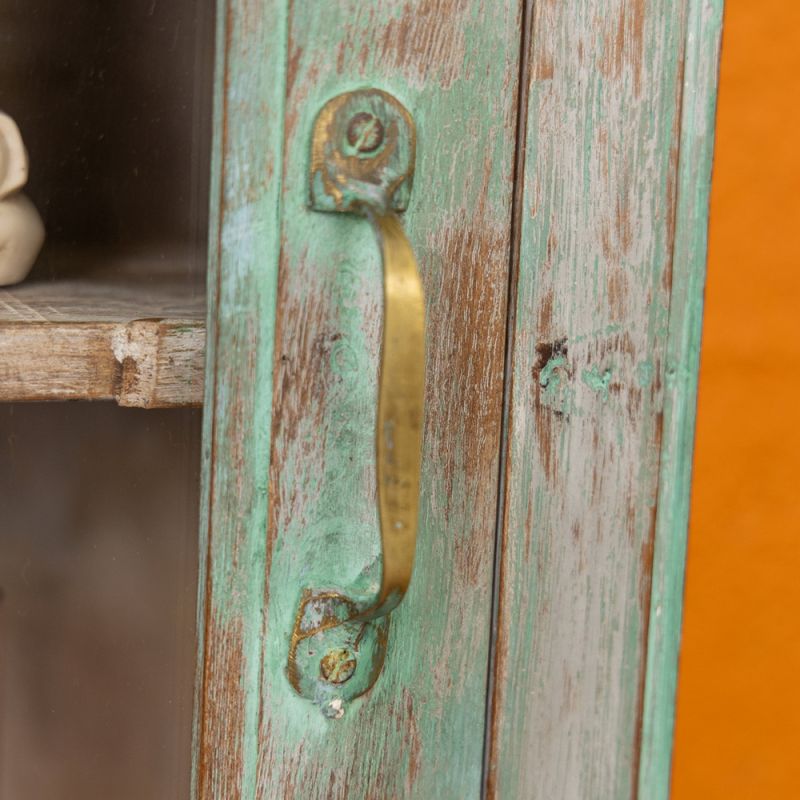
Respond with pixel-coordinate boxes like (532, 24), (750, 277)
(192, 1), (288, 798)
(194, 0), (523, 797)
(256, 1), (522, 796)
(486, 1), (717, 797)
(194, 1), (721, 796)
(638, 2), (723, 797)
(0, 277), (205, 407)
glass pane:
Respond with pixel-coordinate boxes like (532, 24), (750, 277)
(0, 1), (213, 796)
(0, 405), (201, 798)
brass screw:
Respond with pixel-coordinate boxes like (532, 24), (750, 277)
(320, 648), (357, 684)
(346, 112), (384, 154)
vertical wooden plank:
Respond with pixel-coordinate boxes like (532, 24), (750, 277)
(193, 2), (288, 798)
(638, 1), (723, 797)
(196, 1), (524, 797)
(254, 2), (522, 798)
(487, 1), (710, 797)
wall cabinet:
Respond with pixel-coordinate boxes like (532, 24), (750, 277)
(0, 1), (722, 798)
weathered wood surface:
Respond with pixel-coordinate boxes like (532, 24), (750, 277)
(191, 1), (288, 798)
(486, 1), (720, 797)
(194, 0), (522, 797)
(0, 277), (205, 407)
(638, 2), (723, 797)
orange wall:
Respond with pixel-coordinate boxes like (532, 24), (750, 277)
(671, 1), (800, 797)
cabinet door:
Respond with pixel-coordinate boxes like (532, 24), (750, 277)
(194, 2), (523, 798)
(194, 2), (722, 798)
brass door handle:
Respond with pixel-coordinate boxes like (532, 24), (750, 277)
(287, 90), (424, 717)
(369, 210), (425, 617)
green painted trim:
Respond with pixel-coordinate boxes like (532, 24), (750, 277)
(190, 2), (228, 790)
(637, 1), (724, 797)
(488, 3), (701, 795)
(192, 1), (289, 797)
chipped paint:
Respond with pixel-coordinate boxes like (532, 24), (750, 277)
(196, 0), (523, 798)
(638, 2), (724, 797)
(582, 365), (613, 401)
(487, 0), (720, 798)
(539, 354), (573, 414)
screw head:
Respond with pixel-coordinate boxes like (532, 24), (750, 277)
(346, 112), (384, 154)
(320, 648), (357, 684)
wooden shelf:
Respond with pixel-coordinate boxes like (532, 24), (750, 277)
(0, 276), (205, 407)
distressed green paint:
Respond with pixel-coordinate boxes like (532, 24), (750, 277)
(582, 366), (613, 401)
(194, 2), (720, 795)
(539, 355), (574, 415)
(196, 1), (522, 798)
(638, 1), (724, 797)
(254, 2), (523, 796)
(192, 1), (288, 798)
(487, 2), (710, 797)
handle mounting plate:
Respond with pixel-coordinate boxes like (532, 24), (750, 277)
(310, 89), (416, 213)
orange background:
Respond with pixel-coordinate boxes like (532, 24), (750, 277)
(671, 1), (800, 797)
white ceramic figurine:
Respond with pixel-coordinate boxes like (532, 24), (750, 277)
(0, 112), (45, 286)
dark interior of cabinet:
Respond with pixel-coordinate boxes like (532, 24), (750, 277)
(0, 2), (213, 797)
(0, 405), (201, 799)
(1, 0), (213, 283)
